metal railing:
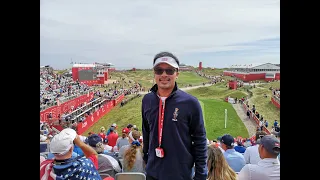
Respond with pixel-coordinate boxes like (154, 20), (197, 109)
(40, 90), (92, 111)
(272, 95), (280, 104)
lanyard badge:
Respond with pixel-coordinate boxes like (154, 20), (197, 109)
(156, 99), (165, 158)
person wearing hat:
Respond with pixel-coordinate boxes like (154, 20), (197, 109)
(106, 127), (118, 148)
(40, 128), (102, 180)
(142, 52), (207, 180)
(106, 123), (118, 136)
(220, 134), (246, 172)
(238, 135), (280, 180)
(87, 134), (106, 154)
(116, 127), (130, 150)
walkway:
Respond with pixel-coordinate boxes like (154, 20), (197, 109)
(232, 103), (257, 137)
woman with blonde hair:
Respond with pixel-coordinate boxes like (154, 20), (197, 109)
(122, 130), (144, 173)
(207, 145), (237, 180)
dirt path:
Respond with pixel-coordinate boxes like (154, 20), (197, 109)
(232, 103), (257, 137)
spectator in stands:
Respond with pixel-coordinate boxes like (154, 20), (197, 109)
(142, 52), (207, 180)
(99, 126), (107, 142)
(87, 134), (106, 154)
(244, 131), (267, 165)
(216, 136), (225, 153)
(107, 127), (118, 148)
(207, 145), (237, 180)
(116, 127), (130, 150)
(252, 105), (256, 114)
(40, 128), (101, 180)
(264, 120), (268, 128)
(246, 109), (251, 119)
(234, 141), (246, 154)
(107, 123), (117, 136)
(259, 119), (264, 131)
(126, 124), (133, 131)
(273, 120), (278, 127)
(255, 111), (260, 119)
(243, 138), (252, 148)
(238, 135), (280, 180)
(121, 130), (145, 173)
(133, 125), (138, 131)
(220, 134), (246, 172)
(274, 124), (280, 132)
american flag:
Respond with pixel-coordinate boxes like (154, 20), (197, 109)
(40, 158), (102, 180)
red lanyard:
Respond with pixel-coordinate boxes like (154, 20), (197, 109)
(158, 99), (165, 147)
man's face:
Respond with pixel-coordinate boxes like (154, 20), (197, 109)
(154, 63), (179, 90)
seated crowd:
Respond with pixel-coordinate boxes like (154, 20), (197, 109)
(40, 122), (280, 180)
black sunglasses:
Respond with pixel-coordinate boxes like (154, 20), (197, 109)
(154, 68), (176, 75)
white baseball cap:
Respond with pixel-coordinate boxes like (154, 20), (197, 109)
(153, 56), (179, 69)
(50, 128), (77, 156)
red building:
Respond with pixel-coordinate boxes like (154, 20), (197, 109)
(72, 63), (115, 86)
(223, 63), (280, 82)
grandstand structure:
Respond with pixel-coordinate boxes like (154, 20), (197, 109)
(223, 63), (280, 82)
(71, 62), (116, 86)
(179, 63), (192, 71)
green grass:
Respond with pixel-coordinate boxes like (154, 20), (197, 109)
(249, 81), (280, 128)
(201, 68), (225, 76)
(84, 96), (143, 135)
(84, 84), (250, 139)
(199, 99), (249, 140)
(176, 71), (209, 86)
(108, 70), (210, 90)
(187, 82), (248, 100)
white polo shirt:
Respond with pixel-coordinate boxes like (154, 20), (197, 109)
(244, 145), (261, 164)
(237, 158), (280, 180)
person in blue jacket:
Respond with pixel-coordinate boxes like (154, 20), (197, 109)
(142, 52), (208, 180)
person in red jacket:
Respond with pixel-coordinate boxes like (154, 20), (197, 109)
(107, 127), (118, 148)
(98, 126), (107, 142)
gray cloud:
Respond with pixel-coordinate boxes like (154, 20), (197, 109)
(40, 0), (280, 69)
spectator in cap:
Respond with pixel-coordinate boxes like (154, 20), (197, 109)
(132, 124), (138, 131)
(88, 131), (121, 178)
(106, 127), (118, 148)
(238, 135), (280, 180)
(40, 128), (101, 180)
(220, 134), (246, 172)
(244, 131), (267, 165)
(207, 145), (237, 180)
(106, 123), (118, 136)
(116, 127), (130, 150)
(87, 134), (106, 154)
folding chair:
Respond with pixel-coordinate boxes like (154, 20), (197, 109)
(115, 172), (146, 180)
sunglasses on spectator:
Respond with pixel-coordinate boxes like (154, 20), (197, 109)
(154, 68), (176, 75)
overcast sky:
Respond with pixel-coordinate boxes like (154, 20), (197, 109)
(40, 0), (280, 70)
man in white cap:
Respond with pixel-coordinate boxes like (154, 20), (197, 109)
(142, 52), (207, 180)
(40, 128), (102, 180)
